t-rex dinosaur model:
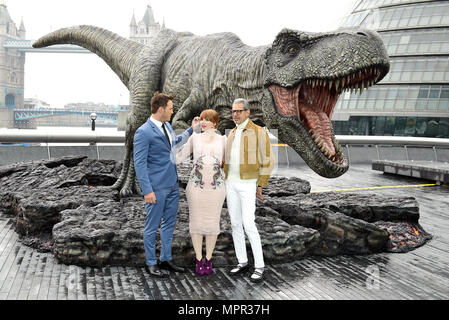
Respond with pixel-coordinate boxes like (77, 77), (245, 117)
(33, 25), (389, 197)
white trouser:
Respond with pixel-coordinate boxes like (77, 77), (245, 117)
(225, 180), (265, 269)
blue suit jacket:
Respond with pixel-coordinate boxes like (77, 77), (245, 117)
(133, 118), (193, 195)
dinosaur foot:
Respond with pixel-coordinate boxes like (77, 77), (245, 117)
(119, 187), (135, 198)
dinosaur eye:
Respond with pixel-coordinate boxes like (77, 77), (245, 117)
(284, 41), (300, 56)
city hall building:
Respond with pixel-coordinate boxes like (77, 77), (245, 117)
(333, 0), (449, 138)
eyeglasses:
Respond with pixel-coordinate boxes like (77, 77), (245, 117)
(231, 109), (248, 115)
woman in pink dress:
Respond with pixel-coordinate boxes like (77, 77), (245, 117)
(176, 109), (226, 275)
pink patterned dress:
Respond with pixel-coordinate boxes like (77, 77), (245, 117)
(176, 129), (227, 235)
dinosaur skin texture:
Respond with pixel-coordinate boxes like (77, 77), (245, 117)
(33, 26), (389, 197)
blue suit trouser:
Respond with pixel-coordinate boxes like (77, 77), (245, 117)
(144, 184), (179, 266)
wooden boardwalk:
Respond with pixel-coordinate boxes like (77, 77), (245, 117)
(1, 164), (449, 300)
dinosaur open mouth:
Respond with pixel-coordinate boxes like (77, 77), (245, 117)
(269, 67), (384, 165)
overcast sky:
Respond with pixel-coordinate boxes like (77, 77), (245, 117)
(6, 0), (357, 107)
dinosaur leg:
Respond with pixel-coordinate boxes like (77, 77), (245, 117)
(112, 145), (130, 192)
(120, 153), (137, 197)
(135, 174), (142, 195)
(172, 89), (205, 129)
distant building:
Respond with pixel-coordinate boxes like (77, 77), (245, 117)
(0, 2), (25, 109)
(24, 98), (50, 109)
(64, 102), (116, 112)
(333, 0), (449, 138)
(130, 5), (165, 45)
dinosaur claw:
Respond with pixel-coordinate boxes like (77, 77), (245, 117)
(119, 187), (134, 198)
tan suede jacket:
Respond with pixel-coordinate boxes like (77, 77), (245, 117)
(224, 119), (275, 187)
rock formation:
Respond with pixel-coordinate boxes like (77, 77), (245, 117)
(0, 156), (431, 267)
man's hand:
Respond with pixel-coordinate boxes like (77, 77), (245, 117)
(144, 192), (156, 204)
(191, 117), (201, 131)
(256, 186), (264, 200)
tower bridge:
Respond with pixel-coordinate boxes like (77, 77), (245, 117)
(12, 108), (118, 128)
(1, 4), (165, 116)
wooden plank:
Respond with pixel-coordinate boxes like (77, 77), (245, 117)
(65, 265), (79, 300)
(214, 269), (251, 300)
(47, 260), (61, 300)
(75, 267), (88, 300)
(176, 270), (202, 300)
(349, 255), (435, 299)
(370, 254), (449, 299)
(0, 227), (19, 278)
(0, 219), (10, 247)
(92, 267), (106, 300)
(26, 252), (44, 300)
(183, 268), (219, 300)
(115, 267), (136, 300)
(267, 264), (317, 300)
(6, 247), (32, 300)
(288, 260), (336, 300)
(56, 263), (69, 300)
(340, 254), (420, 299)
(321, 256), (399, 300)
(164, 269), (191, 299)
(99, 267), (116, 300)
(17, 251), (40, 300)
(37, 255), (54, 300)
(298, 258), (360, 300)
(85, 267), (97, 300)
(123, 267), (147, 300)
(1, 245), (26, 297)
(199, 270), (231, 300)
(108, 267), (125, 300)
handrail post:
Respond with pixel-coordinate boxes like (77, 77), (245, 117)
(346, 145), (351, 164)
(47, 144), (51, 160)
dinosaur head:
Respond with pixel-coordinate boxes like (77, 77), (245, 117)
(261, 28), (389, 178)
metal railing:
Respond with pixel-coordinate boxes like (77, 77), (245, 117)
(0, 129), (124, 143)
(1, 130), (449, 147)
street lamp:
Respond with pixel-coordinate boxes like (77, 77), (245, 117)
(90, 112), (97, 131)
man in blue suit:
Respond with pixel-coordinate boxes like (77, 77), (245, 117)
(134, 92), (200, 277)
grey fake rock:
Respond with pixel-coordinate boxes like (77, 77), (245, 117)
(52, 191), (318, 267)
(0, 156), (430, 267)
(257, 191), (423, 255)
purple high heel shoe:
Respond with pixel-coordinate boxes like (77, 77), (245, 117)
(195, 257), (205, 275)
(204, 258), (213, 275)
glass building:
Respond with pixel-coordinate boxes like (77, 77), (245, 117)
(333, 0), (449, 138)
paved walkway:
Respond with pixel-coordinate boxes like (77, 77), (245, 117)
(1, 165), (449, 300)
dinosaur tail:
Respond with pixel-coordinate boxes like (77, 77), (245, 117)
(32, 25), (144, 88)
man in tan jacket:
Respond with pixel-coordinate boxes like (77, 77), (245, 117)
(224, 98), (275, 283)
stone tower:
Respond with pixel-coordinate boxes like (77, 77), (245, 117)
(0, 2), (25, 108)
(129, 5), (164, 45)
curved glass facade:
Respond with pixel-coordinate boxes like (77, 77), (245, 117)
(341, 1), (449, 31)
(334, 0), (449, 137)
(338, 85), (449, 112)
(381, 29), (449, 56)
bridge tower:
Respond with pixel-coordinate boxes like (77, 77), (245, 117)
(0, 2), (25, 109)
(129, 5), (165, 45)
